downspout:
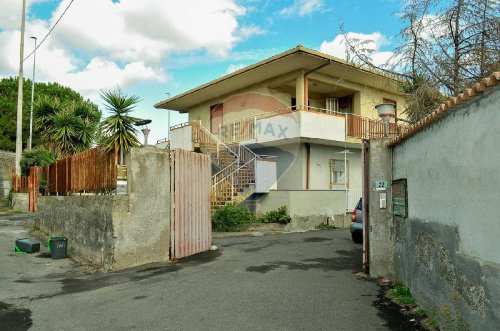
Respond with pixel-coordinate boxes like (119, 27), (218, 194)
(303, 59), (333, 109)
(362, 139), (370, 272)
(305, 143), (311, 190)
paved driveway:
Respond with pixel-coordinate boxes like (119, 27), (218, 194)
(1, 216), (401, 331)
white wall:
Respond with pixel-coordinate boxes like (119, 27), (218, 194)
(169, 126), (193, 151)
(255, 159), (277, 193)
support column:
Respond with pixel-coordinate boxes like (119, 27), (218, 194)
(368, 138), (394, 277)
(295, 71), (305, 109)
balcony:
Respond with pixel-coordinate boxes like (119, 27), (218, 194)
(218, 106), (401, 145)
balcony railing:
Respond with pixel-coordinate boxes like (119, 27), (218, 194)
(219, 105), (403, 143)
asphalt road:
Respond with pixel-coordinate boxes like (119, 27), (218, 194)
(1, 215), (405, 331)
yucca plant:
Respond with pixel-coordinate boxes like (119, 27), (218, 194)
(33, 97), (101, 158)
(100, 89), (141, 164)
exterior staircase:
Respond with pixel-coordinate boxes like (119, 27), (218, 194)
(191, 121), (257, 209)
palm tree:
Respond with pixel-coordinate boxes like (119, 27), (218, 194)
(100, 89), (141, 164)
(33, 95), (63, 154)
(33, 96), (101, 158)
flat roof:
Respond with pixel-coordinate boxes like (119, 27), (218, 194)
(155, 45), (404, 112)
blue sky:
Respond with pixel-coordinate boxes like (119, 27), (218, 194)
(0, 0), (404, 143)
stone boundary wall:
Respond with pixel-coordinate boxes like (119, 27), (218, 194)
(390, 85), (500, 329)
(0, 151), (15, 200)
(35, 147), (170, 270)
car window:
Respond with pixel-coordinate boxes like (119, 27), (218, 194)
(356, 198), (362, 210)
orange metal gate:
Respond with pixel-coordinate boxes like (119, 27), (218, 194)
(170, 149), (212, 259)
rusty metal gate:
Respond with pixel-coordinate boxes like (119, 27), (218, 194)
(170, 149), (212, 259)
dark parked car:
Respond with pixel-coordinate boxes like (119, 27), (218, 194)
(350, 198), (363, 244)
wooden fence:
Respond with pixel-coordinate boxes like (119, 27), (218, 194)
(45, 147), (116, 194)
(347, 114), (400, 139)
(12, 175), (29, 193)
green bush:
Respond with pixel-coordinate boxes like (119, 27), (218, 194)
(258, 205), (291, 224)
(20, 146), (54, 176)
(212, 203), (256, 232)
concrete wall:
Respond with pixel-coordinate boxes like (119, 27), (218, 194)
(11, 193), (29, 212)
(35, 147), (170, 271)
(251, 190), (348, 230)
(391, 86), (500, 329)
(0, 151), (15, 200)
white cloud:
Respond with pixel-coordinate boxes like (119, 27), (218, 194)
(237, 25), (265, 41)
(0, 0), (250, 97)
(319, 32), (395, 67)
(226, 64), (247, 74)
(280, 0), (324, 17)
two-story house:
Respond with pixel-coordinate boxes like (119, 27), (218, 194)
(155, 45), (405, 229)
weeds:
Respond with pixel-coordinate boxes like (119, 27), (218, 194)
(387, 285), (416, 305)
(315, 222), (338, 230)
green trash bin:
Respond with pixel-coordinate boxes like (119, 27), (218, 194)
(48, 237), (68, 259)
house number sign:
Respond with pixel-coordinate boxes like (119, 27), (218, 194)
(375, 181), (387, 191)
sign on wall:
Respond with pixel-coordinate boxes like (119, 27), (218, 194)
(392, 179), (407, 217)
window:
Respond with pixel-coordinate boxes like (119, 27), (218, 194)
(392, 179), (407, 217)
(326, 98), (339, 113)
(329, 159), (349, 188)
(338, 96), (352, 113)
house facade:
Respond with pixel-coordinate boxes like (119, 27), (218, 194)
(155, 45), (406, 229)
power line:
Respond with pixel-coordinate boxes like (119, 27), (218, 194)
(23, 0), (76, 62)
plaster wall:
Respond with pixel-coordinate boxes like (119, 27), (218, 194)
(391, 86), (500, 329)
(188, 73), (296, 128)
(309, 144), (362, 192)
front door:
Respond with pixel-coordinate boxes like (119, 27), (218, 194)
(210, 103), (223, 135)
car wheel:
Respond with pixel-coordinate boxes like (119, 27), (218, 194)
(351, 233), (363, 244)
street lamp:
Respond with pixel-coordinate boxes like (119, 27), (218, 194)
(28, 36), (37, 150)
(165, 92), (171, 140)
(375, 103), (396, 137)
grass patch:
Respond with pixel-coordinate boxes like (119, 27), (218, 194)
(315, 222), (338, 230)
(415, 306), (426, 317)
(387, 285), (416, 305)
(427, 311), (439, 330)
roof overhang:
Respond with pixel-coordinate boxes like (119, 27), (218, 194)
(155, 45), (404, 112)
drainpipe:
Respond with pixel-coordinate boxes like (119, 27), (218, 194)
(303, 60), (333, 109)
(362, 139), (370, 272)
(305, 143), (311, 190)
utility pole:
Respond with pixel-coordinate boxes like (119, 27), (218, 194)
(28, 36), (37, 150)
(15, 0), (27, 175)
